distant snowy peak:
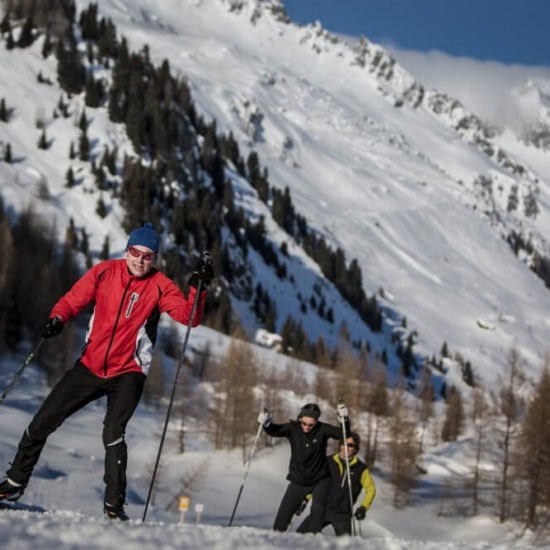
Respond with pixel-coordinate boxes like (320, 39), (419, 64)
(514, 79), (550, 113)
(424, 89), (541, 187)
(223, 0), (290, 23)
(215, 0), (422, 106)
(218, 0), (547, 169)
(512, 79), (550, 151)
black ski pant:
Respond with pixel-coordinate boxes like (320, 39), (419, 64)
(297, 512), (352, 536)
(6, 361), (145, 506)
(273, 477), (330, 533)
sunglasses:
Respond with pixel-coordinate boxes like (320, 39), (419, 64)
(127, 246), (156, 262)
(300, 420), (316, 428)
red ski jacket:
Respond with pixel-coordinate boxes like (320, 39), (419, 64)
(50, 259), (206, 379)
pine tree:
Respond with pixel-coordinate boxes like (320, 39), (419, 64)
(58, 94), (69, 118)
(84, 73), (101, 107)
(96, 195), (107, 218)
(37, 129), (48, 149)
(79, 110), (88, 132)
(97, 17), (118, 61)
(56, 27), (85, 94)
(0, 98), (8, 122)
(65, 218), (78, 250)
(42, 31), (53, 58)
(80, 229), (89, 256)
(65, 166), (75, 188)
(401, 333), (416, 378)
(79, 3), (99, 40)
(100, 234), (110, 260)
(0, 210), (14, 353)
(3, 143), (12, 163)
(17, 12), (35, 48)
(0, 12), (11, 36)
(6, 29), (15, 50)
(79, 129), (90, 161)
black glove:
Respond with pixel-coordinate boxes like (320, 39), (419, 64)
(41, 317), (64, 338)
(188, 251), (214, 289)
(354, 506), (367, 521)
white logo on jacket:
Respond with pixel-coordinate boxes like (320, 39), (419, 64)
(126, 292), (140, 318)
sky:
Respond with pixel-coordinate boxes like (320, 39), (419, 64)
(283, 0), (550, 67)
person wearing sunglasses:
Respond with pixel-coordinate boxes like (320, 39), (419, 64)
(0, 223), (213, 521)
(297, 432), (376, 536)
(257, 402), (350, 533)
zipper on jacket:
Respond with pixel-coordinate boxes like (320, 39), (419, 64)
(103, 279), (132, 378)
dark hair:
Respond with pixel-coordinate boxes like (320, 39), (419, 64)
(298, 403), (321, 420)
(340, 432), (361, 451)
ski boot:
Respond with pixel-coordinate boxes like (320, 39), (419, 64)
(104, 500), (129, 521)
(0, 478), (25, 502)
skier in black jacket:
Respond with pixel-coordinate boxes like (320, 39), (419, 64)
(258, 402), (350, 533)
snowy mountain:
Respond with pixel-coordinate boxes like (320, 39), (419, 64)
(61, 0), (550, 385)
(2, 1), (550, 547)
(1, 2), (550, 385)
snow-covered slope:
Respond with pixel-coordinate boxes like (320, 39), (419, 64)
(0, 345), (538, 549)
(71, 0), (550, 384)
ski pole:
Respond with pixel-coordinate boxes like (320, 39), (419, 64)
(0, 338), (45, 405)
(338, 398), (357, 536)
(142, 280), (203, 522)
(228, 413), (265, 526)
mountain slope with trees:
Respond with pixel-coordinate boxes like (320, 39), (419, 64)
(1, 0), (550, 540)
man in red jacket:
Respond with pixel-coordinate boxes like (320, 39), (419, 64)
(0, 223), (212, 520)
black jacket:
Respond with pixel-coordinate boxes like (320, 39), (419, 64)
(325, 453), (376, 519)
(264, 419), (349, 486)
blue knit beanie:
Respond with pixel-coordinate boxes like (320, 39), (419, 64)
(127, 223), (160, 252)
